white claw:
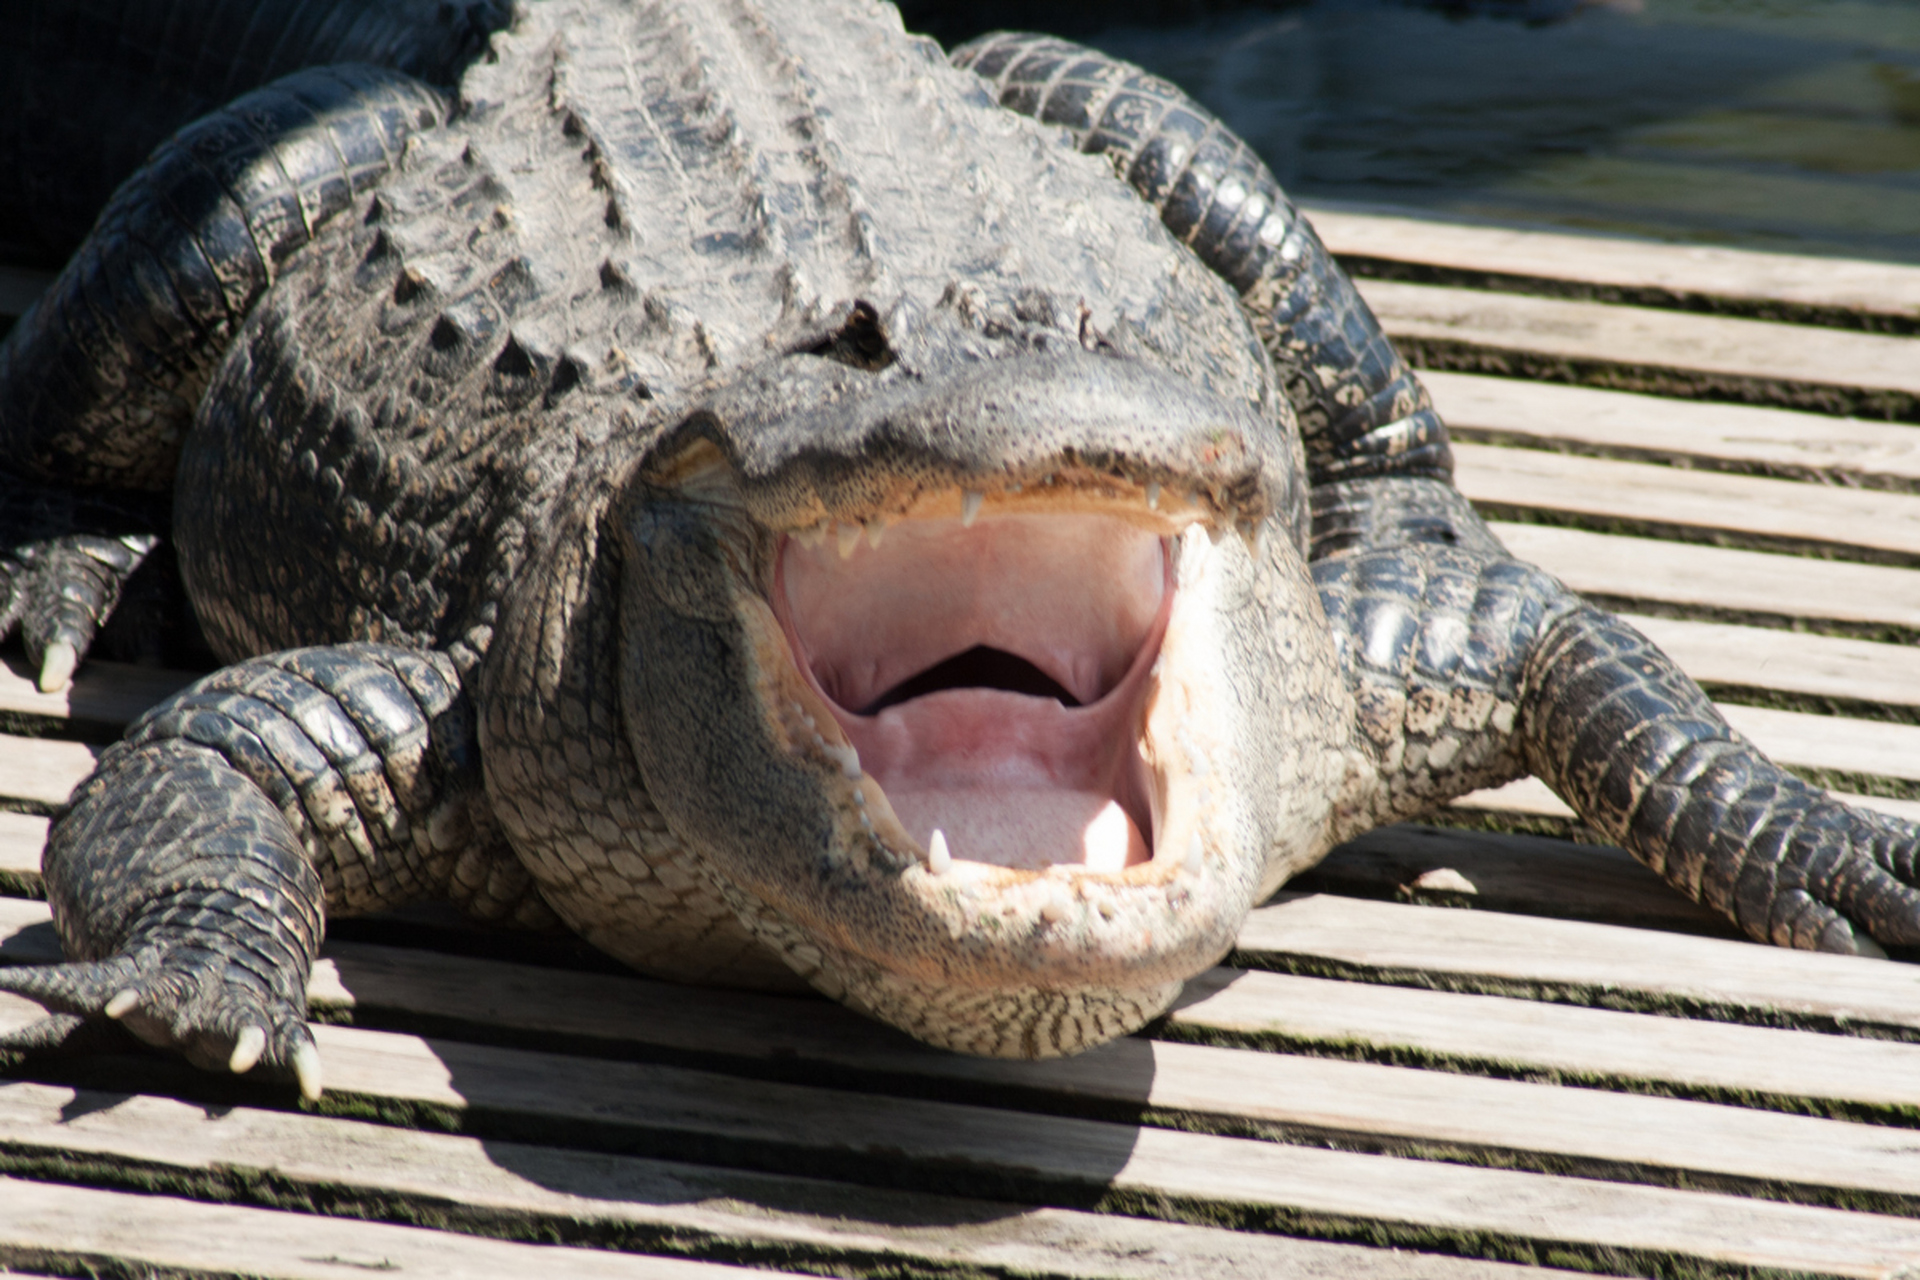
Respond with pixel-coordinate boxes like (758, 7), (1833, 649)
(1854, 933), (1891, 960)
(961, 491), (983, 527)
(37, 641), (77, 694)
(229, 1025), (267, 1074)
(291, 1038), (325, 1102)
(927, 828), (952, 874)
(836, 522), (861, 559)
(103, 989), (140, 1020)
(1146, 482), (1161, 510)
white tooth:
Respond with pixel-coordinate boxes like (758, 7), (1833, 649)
(1185, 834), (1204, 876)
(1040, 895), (1067, 923)
(961, 491), (983, 527)
(1146, 482), (1161, 510)
(1040, 473), (1055, 486)
(836, 522), (860, 559)
(865, 518), (887, 549)
(825, 741), (861, 778)
(927, 828), (952, 874)
(1207, 522), (1228, 547)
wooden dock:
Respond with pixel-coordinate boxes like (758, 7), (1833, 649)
(3, 207), (1920, 1278)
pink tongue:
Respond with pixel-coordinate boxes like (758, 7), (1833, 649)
(847, 688), (1150, 870)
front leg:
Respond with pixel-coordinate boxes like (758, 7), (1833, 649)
(0, 642), (506, 1096)
(1315, 477), (1920, 956)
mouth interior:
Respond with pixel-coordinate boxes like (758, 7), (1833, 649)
(777, 511), (1169, 872)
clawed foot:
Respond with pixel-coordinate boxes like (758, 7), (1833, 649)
(0, 531), (156, 692)
(0, 949), (321, 1100)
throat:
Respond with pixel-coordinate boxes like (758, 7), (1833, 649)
(775, 511), (1170, 871)
(863, 646), (1081, 714)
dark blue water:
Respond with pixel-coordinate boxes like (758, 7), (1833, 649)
(917, 0), (1920, 264)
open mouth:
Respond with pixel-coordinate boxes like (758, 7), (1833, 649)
(774, 508), (1174, 874)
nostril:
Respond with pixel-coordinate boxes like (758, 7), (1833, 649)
(862, 646), (1082, 715)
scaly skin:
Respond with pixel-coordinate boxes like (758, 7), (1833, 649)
(0, 0), (1916, 1095)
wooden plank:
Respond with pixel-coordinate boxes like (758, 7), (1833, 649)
(1455, 441), (1920, 560)
(17, 899), (1920, 1219)
(17, 899), (1920, 1253)
(0, 813), (45, 895)
(1303, 205), (1920, 325)
(0, 736), (95, 809)
(1491, 522), (1920, 632)
(1621, 612), (1920, 709)
(1302, 824), (1737, 937)
(0, 1176), (790, 1280)
(0, 1084), (1584, 1280)
(1237, 893), (1920, 1037)
(1173, 964), (1920, 1122)
(1356, 279), (1920, 411)
(1453, 777), (1920, 831)
(301, 941), (1920, 1207)
(1718, 703), (1920, 785)
(0, 267), (50, 322)
(1435, 372), (1920, 488)
(0, 652), (192, 729)
(23, 1015), (1904, 1277)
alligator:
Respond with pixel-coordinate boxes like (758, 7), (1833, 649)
(2, 0), (1917, 1101)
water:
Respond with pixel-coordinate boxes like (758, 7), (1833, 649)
(909, 0), (1920, 265)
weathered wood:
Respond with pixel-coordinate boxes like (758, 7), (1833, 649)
(1304, 205), (1920, 326)
(1454, 773), (1920, 830)
(1456, 441), (1920, 560)
(1173, 965), (1920, 1122)
(1623, 612), (1920, 709)
(18, 899), (1920, 1218)
(1433, 373), (1920, 488)
(0, 814), (45, 896)
(1301, 824), (1736, 936)
(0, 652), (191, 730)
(1491, 522), (1920, 631)
(0, 1175), (792, 1280)
(1237, 893), (1920, 1037)
(0, 736), (96, 810)
(1356, 279), (1920, 412)
(297, 943), (1920, 1208)
(0, 1083), (1586, 1280)
(8, 1006), (1901, 1277)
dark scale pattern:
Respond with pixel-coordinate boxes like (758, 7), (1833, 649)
(1522, 608), (1920, 950)
(0, 642), (515, 1079)
(0, 64), (446, 491)
(952, 32), (1451, 489)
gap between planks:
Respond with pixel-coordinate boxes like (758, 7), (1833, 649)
(1357, 279), (1920, 412)
(16, 899), (1920, 1213)
(1303, 205), (1920, 328)
(1455, 441), (1920, 562)
(0, 1176), (798, 1280)
(0, 1086), (1579, 1280)
(1430, 372), (1920, 490)
(0, 984), (1914, 1279)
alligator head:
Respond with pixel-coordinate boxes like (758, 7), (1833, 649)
(612, 323), (1362, 1057)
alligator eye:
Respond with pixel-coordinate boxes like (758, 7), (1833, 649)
(775, 510), (1168, 872)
